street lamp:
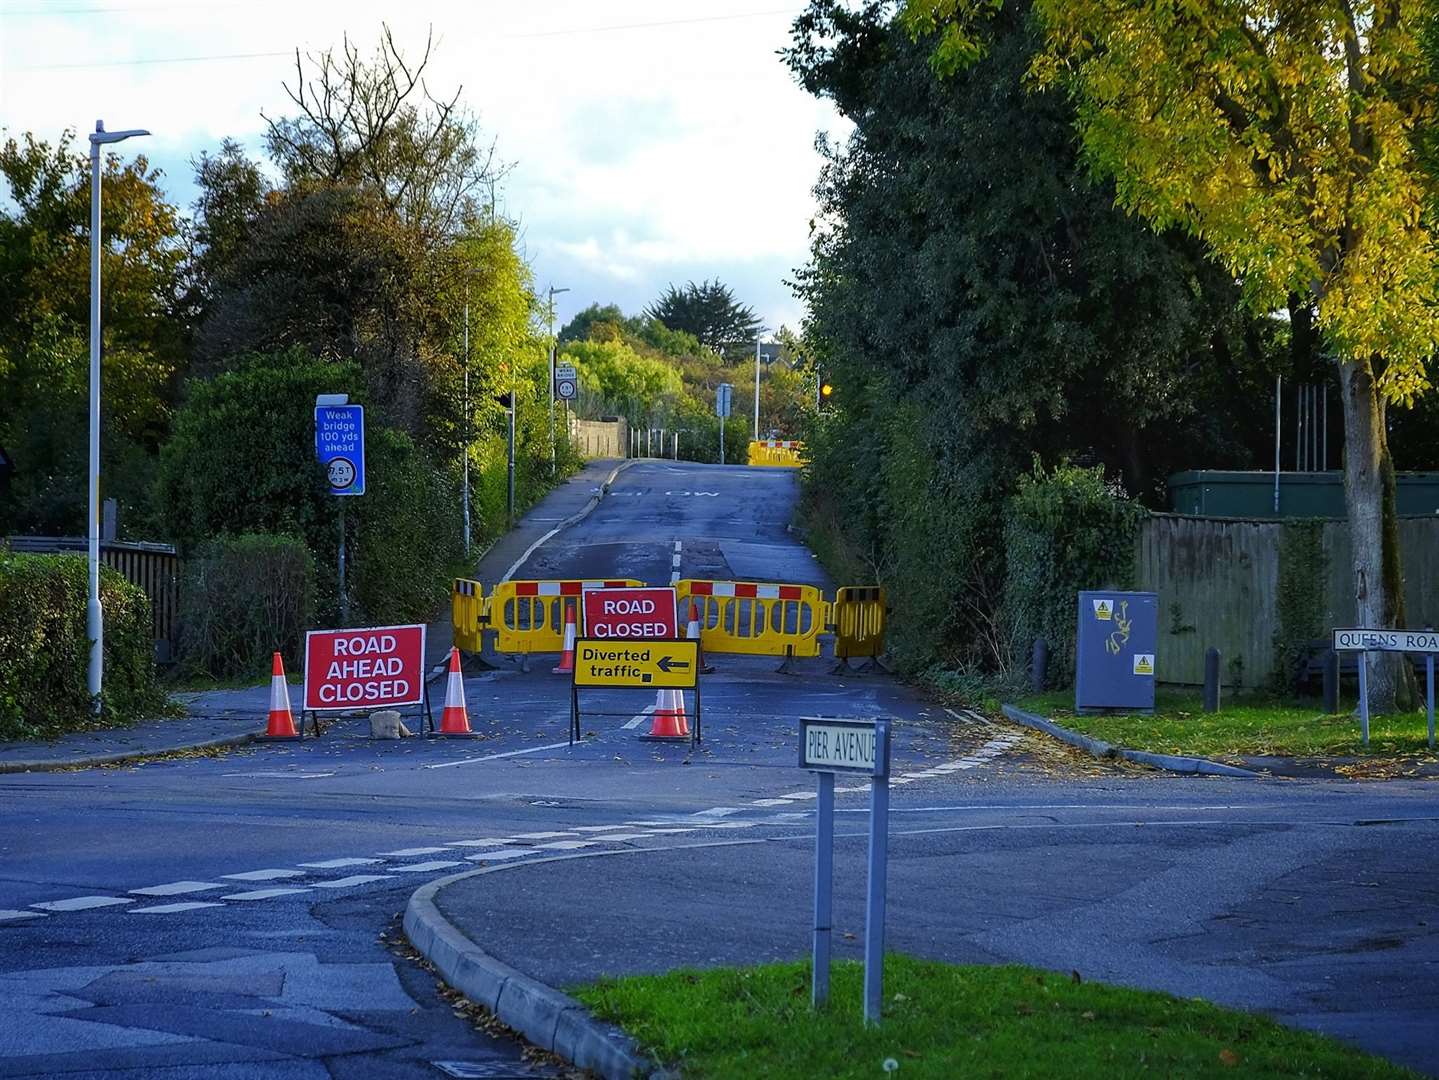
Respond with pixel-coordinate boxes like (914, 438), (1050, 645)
(87, 119), (149, 715)
(753, 326), (772, 441)
(547, 285), (569, 474)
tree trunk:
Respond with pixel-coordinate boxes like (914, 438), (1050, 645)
(1338, 357), (1399, 711)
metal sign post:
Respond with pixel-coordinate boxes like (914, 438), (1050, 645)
(799, 716), (892, 1023)
(716, 383), (733, 465)
(1334, 628), (1439, 749)
(316, 401), (365, 622)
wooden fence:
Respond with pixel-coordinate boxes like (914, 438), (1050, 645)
(1136, 515), (1439, 687)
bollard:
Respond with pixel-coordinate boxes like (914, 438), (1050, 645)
(1322, 648), (1339, 714)
(1030, 638), (1049, 693)
(1202, 647), (1221, 713)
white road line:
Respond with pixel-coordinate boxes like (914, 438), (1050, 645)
(573, 825), (634, 833)
(390, 860), (464, 873)
(31, 896), (133, 912)
(749, 798), (790, 807)
(377, 846), (450, 857)
(623, 704), (658, 730)
(582, 832), (650, 842)
(447, 838), (519, 847)
(777, 791), (817, 801)
(222, 887), (311, 901)
(533, 840), (594, 850)
(311, 874), (394, 888)
(641, 828), (698, 835)
(673, 541), (681, 553)
(0, 910), (46, 922)
(424, 740), (574, 770)
(669, 572), (680, 585)
(132, 901), (225, 914)
(299, 857), (383, 869)
(511, 831), (575, 840)
(671, 554), (681, 568)
(129, 881), (224, 897)
(222, 869), (306, 882)
(692, 807), (739, 818)
(465, 849), (538, 861)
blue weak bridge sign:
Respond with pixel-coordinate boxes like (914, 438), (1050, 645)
(315, 404), (365, 496)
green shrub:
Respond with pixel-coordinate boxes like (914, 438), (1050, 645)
(1003, 460), (1146, 687)
(177, 533), (315, 679)
(0, 551), (165, 738)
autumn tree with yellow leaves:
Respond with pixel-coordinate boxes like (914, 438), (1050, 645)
(905, 0), (1439, 707)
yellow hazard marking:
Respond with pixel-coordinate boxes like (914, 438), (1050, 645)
(573, 639), (699, 689)
(1133, 654), (1155, 676)
(1093, 599), (1112, 621)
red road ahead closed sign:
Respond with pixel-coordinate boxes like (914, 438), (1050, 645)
(582, 586), (679, 640)
(304, 624), (426, 710)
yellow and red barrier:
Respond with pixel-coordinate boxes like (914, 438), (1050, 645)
(746, 440), (805, 468)
(676, 579), (825, 659)
(489, 578), (642, 655)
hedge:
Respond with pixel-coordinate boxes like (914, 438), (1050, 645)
(0, 551), (165, 739)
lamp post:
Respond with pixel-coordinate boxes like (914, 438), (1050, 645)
(86, 120), (149, 715)
(547, 285), (569, 474)
(753, 326), (771, 442)
(462, 282), (471, 557)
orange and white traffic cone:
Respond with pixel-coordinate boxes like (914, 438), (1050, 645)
(640, 688), (690, 741)
(553, 602), (577, 674)
(687, 601), (715, 674)
(438, 647), (476, 736)
(261, 651), (300, 740)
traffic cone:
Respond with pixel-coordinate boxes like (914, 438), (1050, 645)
(553, 602), (577, 674)
(260, 652), (300, 740)
(438, 647), (476, 736)
(687, 601), (715, 674)
(640, 688), (690, 741)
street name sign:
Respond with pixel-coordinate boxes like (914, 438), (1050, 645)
(315, 404), (366, 496)
(304, 624), (425, 710)
(800, 717), (890, 777)
(1333, 628), (1439, 653)
(573, 639), (698, 689)
(581, 586), (679, 640)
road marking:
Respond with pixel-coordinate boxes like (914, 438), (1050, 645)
(750, 798), (790, 807)
(641, 828), (699, 835)
(129, 881), (224, 896)
(299, 857), (384, 869)
(378, 846), (450, 857)
(391, 860), (465, 873)
(623, 704), (658, 730)
(222, 771), (335, 779)
(533, 840), (594, 850)
(692, 807), (739, 817)
(0, 910), (46, 922)
(447, 838), (519, 847)
(673, 541), (682, 552)
(222, 868), (307, 882)
(222, 887), (311, 901)
(582, 832), (650, 842)
(132, 901), (225, 914)
(511, 831), (575, 839)
(31, 896), (133, 912)
(424, 740), (574, 770)
(311, 874), (394, 888)
(465, 849), (539, 861)
(573, 825), (635, 833)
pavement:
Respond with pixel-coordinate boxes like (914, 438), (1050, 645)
(1, 459), (1437, 1078)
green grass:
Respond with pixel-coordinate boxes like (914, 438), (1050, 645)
(574, 957), (1413, 1079)
(1016, 689), (1436, 759)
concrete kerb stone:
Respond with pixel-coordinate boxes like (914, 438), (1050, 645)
(0, 730), (258, 774)
(405, 866), (656, 1080)
(1000, 703), (1260, 778)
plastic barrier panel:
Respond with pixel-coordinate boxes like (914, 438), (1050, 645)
(676, 579), (824, 658)
(490, 579), (642, 654)
(832, 586), (887, 659)
(747, 440), (805, 468)
(451, 578), (485, 655)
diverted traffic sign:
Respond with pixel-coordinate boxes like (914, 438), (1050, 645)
(582, 586), (678, 640)
(573, 639), (698, 689)
(304, 624), (425, 710)
(800, 717), (890, 777)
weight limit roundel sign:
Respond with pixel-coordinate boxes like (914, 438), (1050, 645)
(557, 378), (577, 401)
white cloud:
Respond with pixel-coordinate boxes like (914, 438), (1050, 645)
(0, 0), (848, 332)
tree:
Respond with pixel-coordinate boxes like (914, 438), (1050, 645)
(902, 0), (1439, 707)
(645, 279), (764, 356)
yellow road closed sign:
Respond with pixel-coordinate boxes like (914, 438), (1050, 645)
(573, 639), (699, 689)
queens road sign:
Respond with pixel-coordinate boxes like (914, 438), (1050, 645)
(1333, 628), (1439, 653)
(582, 586), (679, 640)
(573, 639), (698, 689)
(304, 624), (425, 710)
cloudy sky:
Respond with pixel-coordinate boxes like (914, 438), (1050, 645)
(0, 1), (848, 333)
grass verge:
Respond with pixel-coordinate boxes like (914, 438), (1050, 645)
(574, 956), (1412, 1079)
(1016, 689), (1436, 760)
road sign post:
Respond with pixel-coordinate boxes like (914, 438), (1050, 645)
(799, 716), (892, 1023)
(1333, 628), (1439, 748)
(316, 403), (365, 621)
(716, 383), (732, 465)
